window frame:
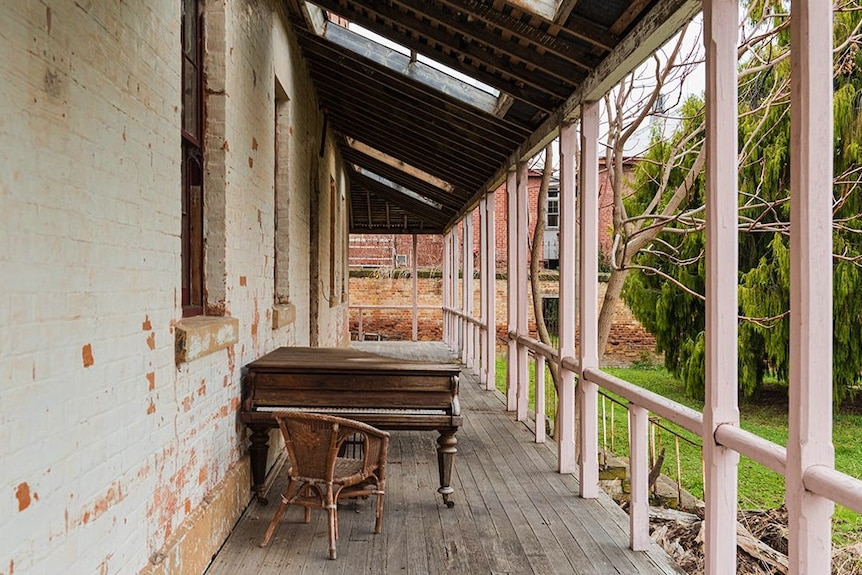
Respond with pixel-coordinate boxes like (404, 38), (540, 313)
(181, 0), (205, 317)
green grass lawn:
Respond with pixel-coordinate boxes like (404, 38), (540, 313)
(494, 356), (862, 544)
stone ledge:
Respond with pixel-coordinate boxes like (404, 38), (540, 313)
(271, 303), (296, 330)
(175, 316), (239, 364)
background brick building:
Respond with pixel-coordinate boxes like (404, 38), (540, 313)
(349, 160), (634, 272)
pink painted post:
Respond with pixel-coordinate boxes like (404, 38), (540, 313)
(578, 102), (600, 498)
(456, 222), (464, 356)
(461, 219), (469, 364)
(629, 405), (650, 550)
(464, 212), (475, 369)
(412, 233), (418, 342)
(702, 0), (740, 571)
(558, 120), (578, 473)
(443, 230), (450, 346)
(516, 161), (530, 422)
(506, 168), (518, 411)
(452, 230), (459, 350)
(787, 0), (835, 572)
(485, 190), (497, 392)
(479, 197), (489, 383)
(535, 354), (546, 443)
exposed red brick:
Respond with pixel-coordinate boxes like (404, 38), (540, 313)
(82, 344), (94, 368)
(15, 483), (31, 512)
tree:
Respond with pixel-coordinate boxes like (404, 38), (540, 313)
(622, 1), (862, 403)
(597, 22), (706, 360)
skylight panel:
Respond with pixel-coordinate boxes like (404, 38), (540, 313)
(354, 166), (444, 211)
(311, 10), (501, 114)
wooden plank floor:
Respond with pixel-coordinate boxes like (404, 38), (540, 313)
(206, 342), (683, 575)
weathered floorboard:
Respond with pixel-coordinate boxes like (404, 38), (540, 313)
(205, 342), (683, 575)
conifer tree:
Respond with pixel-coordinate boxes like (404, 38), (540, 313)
(622, 2), (862, 403)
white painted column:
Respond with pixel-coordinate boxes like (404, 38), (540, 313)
(485, 191), (497, 392)
(578, 102), (599, 498)
(558, 120), (578, 473)
(412, 233), (419, 342)
(506, 168), (518, 411)
(443, 230), (450, 346)
(702, 0), (741, 571)
(787, 0), (835, 572)
(516, 161), (530, 422)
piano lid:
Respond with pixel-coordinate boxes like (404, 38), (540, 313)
(245, 346), (461, 376)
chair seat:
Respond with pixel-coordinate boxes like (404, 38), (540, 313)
(334, 457), (368, 481)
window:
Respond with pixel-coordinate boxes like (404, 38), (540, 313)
(329, 176), (338, 305)
(274, 85), (290, 305)
(181, 0), (204, 316)
(546, 186), (560, 229)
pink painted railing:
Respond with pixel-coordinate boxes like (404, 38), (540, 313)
(502, 329), (862, 555)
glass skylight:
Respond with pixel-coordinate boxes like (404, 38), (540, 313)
(307, 4), (504, 114)
(354, 166), (444, 211)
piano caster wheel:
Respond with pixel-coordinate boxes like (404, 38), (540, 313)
(257, 495), (269, 506)
(446, 500), (455, 509)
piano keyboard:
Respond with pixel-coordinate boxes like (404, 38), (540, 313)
(257, 406), (447, 416)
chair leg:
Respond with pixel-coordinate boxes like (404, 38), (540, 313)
(374, 488), (385, 534)
(260, 499), (288, 547)
(326, 486), (337, 560)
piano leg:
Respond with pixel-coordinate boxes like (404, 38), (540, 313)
(248, 424), (271, 505)
(436, 429), (457, 508)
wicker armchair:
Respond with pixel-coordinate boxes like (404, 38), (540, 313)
(259, 412), (390, 559)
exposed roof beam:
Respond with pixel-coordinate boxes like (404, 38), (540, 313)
(309, 0), (577, 103)
(345, 139), (455, 193)
(316, 83), (509, 167)
(438, 0), (616, 53)
(364, 0), (596, 77)
(554, 0), (579, 25)
(450, 0), (702, 230)
(609, 0), (654, 35)
(305, 24), (534, 138)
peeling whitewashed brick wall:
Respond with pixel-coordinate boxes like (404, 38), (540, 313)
(0, 1), (348, 573)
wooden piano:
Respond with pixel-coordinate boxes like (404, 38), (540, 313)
(240, 346), (462, 507)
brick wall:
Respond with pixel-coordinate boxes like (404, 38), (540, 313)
(1, 2), (349, 573)
(350, 161), (630, 272)
(349, 276), (659, 365)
